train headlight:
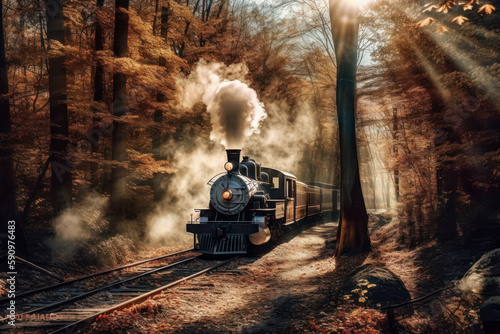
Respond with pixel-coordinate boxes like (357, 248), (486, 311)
(221, 189), (233, 201)
(224, 162), (234, 172)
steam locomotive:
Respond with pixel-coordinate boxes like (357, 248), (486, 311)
(186, 149), (339, 255)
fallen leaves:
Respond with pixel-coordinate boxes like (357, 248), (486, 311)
(308, 320), (328, 333)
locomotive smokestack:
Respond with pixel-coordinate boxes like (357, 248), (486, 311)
(226, 149), (241, 174)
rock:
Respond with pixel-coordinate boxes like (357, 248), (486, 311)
(480, 297), (500, 334)
(458, 248), (500, 297)
(337, 264), (411, 308)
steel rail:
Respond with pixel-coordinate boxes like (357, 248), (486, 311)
(48, 256), (238, 334)
(0, 248), (194, 303)
(0, 256), (198, 323)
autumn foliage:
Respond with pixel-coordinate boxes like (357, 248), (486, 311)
(0, 0), (498, 258)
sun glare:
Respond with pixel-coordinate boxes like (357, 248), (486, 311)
(355, 0), (372, 6)
(343, 0), (375, 10)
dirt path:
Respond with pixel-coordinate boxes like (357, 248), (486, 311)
(88, 220), (342, 333)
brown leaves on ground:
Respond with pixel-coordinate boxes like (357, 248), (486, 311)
(90, 299), (163, 333)
(335, 307), (387, 334)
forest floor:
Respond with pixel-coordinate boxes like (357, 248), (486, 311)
(86, 218), (357, 334)
(6, 212), (496, 333)
(81, 212), (496, 334)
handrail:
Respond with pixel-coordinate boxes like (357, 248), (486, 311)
(207, 172), (226, 186)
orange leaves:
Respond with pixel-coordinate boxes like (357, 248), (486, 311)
(424, 5), (439, 13)
(423, 0), (454, 13)
(436, 0), (454, 13)
(437, 25), (449, 34)
(420, 1), (495, 32)
(422, 0), (496, 14)
(335, 307), (387, 333)
(308, 320), (328, 333)
(478, 4), (496, 14)
(417, 17), (435, 28)
(463, 0), (476, 10)
(416, 18), (449, 35)
(451, 15), (469, 25)
(418, 0), (495, 33)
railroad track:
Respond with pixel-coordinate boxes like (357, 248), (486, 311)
(0, 249), (237, 333)
(0, 248), (194, 304)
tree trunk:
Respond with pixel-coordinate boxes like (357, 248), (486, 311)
(431, 96), (459, 242)
(329, 0), (370, 256)
(392, 107), (400, 202)
(110, 0), (130, 226)
(45, 0), (72, 215)
(91, 0), (105, 189)
(152, 5), (170, 202)
(435, 159), (458, 241)
(384, 174), (391, 209)
(0, 0), (28, 256)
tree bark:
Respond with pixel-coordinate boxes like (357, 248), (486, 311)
(153, 5), (170, 202)
(329, 0), (370, 256)
(392, 107), (400, 202)
(91, 0), (105, 189)
(430, 94), (459, 242)
(45, 0), (72, 215)
(0, 0), (28, 256)
(435, 147), (459, 242)
(110, 0), (130, 226)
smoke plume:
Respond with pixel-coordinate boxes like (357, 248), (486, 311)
(176, 61), (266, 148)
(146, 61), (317, 242)
(208, 80), (266, 148)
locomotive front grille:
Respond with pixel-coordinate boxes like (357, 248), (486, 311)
(198, 234), (247, 254)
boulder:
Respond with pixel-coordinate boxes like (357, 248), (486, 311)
(458, 248), (500, 297)
(337, 264), (411, 308)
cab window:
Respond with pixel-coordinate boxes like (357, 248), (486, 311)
(272, 177), (280, 189)
(286, 179), (293, 198)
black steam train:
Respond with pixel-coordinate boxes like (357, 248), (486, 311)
(186, 149), (339, 255)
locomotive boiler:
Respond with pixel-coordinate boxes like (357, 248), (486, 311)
(186, 149), (339, 255)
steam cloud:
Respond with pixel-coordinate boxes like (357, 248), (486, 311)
(147, 60), (317, 243)
(50, 193), (109, 260)
(176, 61), (266, 148)
(208, 80), (266, 148)
(146, 140), (225, 244)
(244, 101), (316, 176)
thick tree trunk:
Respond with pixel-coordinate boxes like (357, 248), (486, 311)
(153, 5), (170, 202)
(91, 0), (105, 189)
(435, 166), (458, 240)
(45, 0), (72, 215)
(329, 1), (370, 256)
(392, 107), (400, 202)
(110, 0), (130, 226)
(431, 96), (459, 242)
(0, 0), (27, 256)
